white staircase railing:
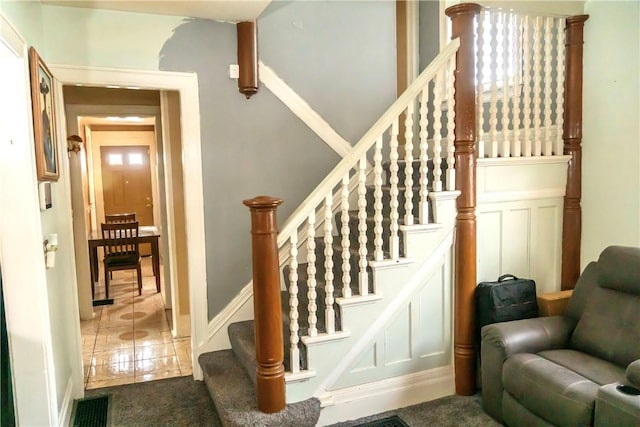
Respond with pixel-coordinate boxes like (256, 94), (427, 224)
(476, 8), (567, 158)
(277, 39), (460, 375)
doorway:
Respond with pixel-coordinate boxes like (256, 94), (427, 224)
(60, 84), (196, 389)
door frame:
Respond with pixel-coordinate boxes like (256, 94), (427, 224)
(50, 64), (208, 380)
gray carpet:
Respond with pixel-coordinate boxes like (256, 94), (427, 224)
(85, 376), (222, 426)
(84, 375), (498, 427)
(329, 394), (501, 427)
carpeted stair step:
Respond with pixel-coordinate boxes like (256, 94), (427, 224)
(198, 350), (320, 427)
(346, 211), (406, 257)
(382, 158), (449, 189)
(364, 185), (432, 222)
(228, 320), (258, 385)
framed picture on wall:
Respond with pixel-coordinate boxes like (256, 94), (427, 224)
(28, 47), (59, 182)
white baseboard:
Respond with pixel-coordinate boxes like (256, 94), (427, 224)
(58, 376), (74, 427)
(316, 365), (455, 426)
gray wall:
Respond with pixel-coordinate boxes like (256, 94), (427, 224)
(159, 1), (396, 319)
(419, 0), (441, 71)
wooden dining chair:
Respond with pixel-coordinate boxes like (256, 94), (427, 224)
(105, 212), (136, 223)
(101, 221), (143, 299)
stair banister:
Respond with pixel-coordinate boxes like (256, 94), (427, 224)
(561, 15), (589, 290)
(243, 196), (286, 413)
(275, 39), (461, 247)
(445, 2), (481, 396)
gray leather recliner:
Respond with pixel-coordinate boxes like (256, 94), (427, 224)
(481, 245), (640, 426)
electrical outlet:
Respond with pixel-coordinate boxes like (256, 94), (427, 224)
(229, 64), (239, 79)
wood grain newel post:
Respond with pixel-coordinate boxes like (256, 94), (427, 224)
(445, 2), (481, 396)
(561, 15), (589, 290)
(243, 195), (285, 413)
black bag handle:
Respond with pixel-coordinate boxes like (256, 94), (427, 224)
(498, 274), (519, 282)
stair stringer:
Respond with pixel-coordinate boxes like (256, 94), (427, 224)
(285, 193), (458, 404)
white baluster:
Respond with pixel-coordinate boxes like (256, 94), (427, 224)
(532, 16), (543, 156)
(522, 15), (532, 157)
(476, 9), (486, 159)
(373, 136), (384, 261)
(433, 71), (443, 191)
(511, 13), (522, 157)
(543, 17), (553, 156)
(501, 12), (511, 158)
(357, 156), (368, 295)
(404, 102), (415, 225)
(389, 119), (400, 260)
(446, 56), (456, 190)
(323, 194), (335, 334)
(340, 174), (351, 298)
(288, 232), (300, 373)
(306, 212), (317, 337)
(488, 11), (499, 158)
(418, 88), (430, 224)
(555, 17), (566, 156)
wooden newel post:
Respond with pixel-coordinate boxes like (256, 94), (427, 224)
(243, 195), (286, 413)
(561, 15), (589, 291)
(445, 2), (481, 396)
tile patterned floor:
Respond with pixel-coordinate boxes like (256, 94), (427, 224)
(81, 257), (192, 390)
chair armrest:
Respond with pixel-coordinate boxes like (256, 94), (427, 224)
(627, 360), (640, 388)
(537, 290), (573, 317)
(480, 316), (576, 423)
(595, 383), (640, 426)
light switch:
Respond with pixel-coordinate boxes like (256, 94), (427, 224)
(229, 64), (239, 79)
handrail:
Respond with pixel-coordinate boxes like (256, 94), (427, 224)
(277, 38), (461, 246)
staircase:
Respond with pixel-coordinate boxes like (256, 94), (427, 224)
(199, 153), (460, 425)
(192, 3), (589, 424)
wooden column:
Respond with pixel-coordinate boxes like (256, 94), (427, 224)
(561, 15), (589, 291)
(243, 196), (285, 413)
(237, 21), (258, 99)
(445, 2), (481, 396)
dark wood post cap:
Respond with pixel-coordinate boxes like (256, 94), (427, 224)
(243, 196), (284, 210)
(445, 3), (482, 18)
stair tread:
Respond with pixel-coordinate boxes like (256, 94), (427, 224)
(198, 350), (320, 427)
(228, 320), (258, 386)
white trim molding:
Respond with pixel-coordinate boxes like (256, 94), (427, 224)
(317, 366), (454, 426)
(258, 61), (352, 158)
(58, 377), (74, 427)
(49, 64), (208, 380)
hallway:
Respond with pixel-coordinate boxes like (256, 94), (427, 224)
(80, 257), (191, 389)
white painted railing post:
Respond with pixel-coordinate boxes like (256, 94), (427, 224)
(323, 194), (335, 334)
(418, 88), (430, 223)
(389, 119), (400, 260)
(357, 157), (369, 295)
(306, 212), (317, 337)
(288, 232), (300, 373)
(340, 174), (352, 299)
(404, 103), (415, 225)
(373, 136), (384, 261)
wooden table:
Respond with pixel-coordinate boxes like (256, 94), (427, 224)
(88, 225), (161, 298)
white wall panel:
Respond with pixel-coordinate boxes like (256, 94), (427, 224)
(478, 199), (563, 292)
(332, 251), (452, 390)
(502, 208), (531, 277)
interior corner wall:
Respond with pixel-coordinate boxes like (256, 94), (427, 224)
(0, 0), (45, 53)
(581, 0), (640, 268)
(32, 1), (397, 321)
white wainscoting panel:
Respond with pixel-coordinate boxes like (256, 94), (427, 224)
(476, 158), (569, 294)
(330, 252), (452, 390)
(477, 199), (563, 294)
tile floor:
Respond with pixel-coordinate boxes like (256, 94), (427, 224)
(81, 257), (192, 390)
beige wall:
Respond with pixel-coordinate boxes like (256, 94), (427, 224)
(581, 0), (640, 266)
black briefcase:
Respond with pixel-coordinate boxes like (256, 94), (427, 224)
(476, 274), (539, 335)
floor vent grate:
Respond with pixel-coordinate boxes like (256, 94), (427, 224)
(72, 394), (110, 427)
(357, 415), (410, 427)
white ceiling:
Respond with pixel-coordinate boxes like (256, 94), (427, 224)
(41, 0), (271, 22)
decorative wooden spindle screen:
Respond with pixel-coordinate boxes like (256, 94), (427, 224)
(475, 8), (567, 158)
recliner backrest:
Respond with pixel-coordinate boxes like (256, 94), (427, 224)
(567, 246), (640, 367)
